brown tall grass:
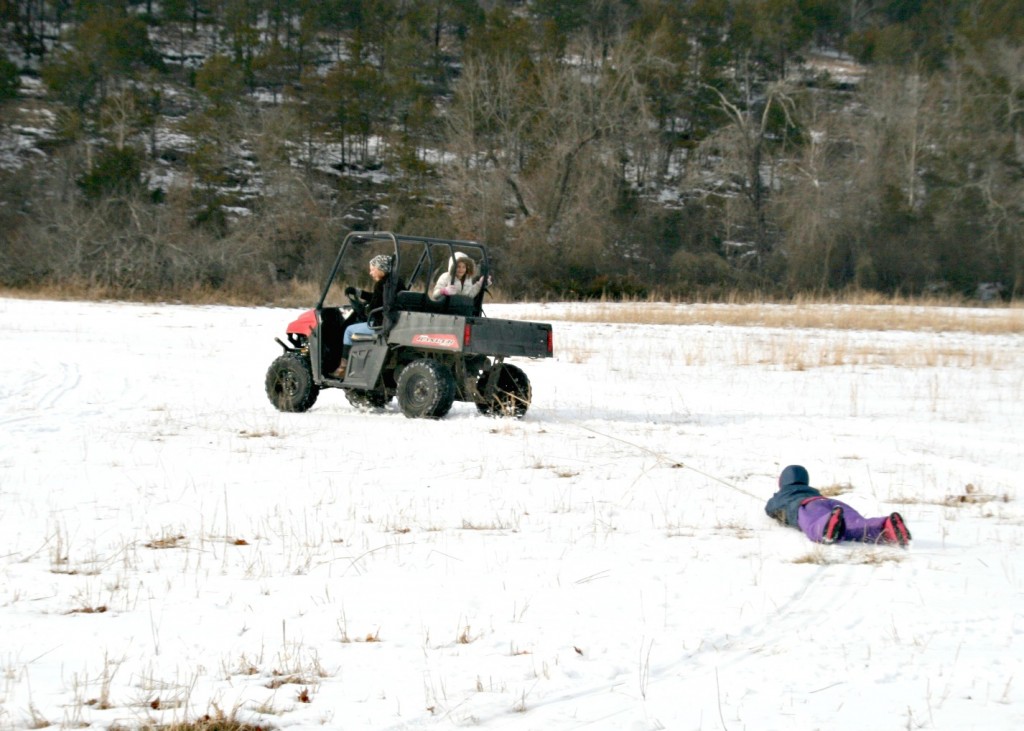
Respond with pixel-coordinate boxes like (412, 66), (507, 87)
(513, 297), (1024, 335)
(3, 284), (1021, 334)
(0, 280), (321, 308)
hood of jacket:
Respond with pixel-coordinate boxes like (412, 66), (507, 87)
(779, 464), (810, 489)
(447, 251), (475, 277)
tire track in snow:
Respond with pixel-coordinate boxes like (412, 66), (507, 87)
(475, 562), (868, 730)
(37, 361), (81, 409)
(0, 361), (81, 427)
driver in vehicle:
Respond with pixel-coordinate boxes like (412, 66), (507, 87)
(333, 254), (405, 378)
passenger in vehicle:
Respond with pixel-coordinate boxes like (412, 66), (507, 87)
(432, 251), (488, 299)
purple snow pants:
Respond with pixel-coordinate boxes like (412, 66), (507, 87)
(797, 497), (888, 544)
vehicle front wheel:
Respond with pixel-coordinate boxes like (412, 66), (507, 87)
(265, 353), (319, 412)
(396, 359), (455, 419)
(476, 364), (531, 418)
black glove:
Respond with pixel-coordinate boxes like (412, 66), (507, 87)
(344, 286), (357, 297)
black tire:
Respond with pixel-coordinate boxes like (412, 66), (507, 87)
(395, 359), (455, 419)
(345, 389), (391, 411)
(433, 375), (457, 418)
(265, 353), (319, 412)
(475, 364), (531, 418)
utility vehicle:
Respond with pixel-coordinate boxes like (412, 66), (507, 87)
(265, 231), (553, 419)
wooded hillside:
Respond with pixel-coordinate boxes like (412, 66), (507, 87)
(1, 0), (1021, 301)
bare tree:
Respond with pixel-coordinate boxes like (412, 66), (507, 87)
(853, 64), (938, 211)
(773, 91), (848, 292)
(934, 41), (1024, 294)
(695, 81), (798, 267)
(444, 54), (534, 242)
(444, 39), (657, 289)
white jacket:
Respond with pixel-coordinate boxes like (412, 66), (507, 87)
(432, 252), (483, 298)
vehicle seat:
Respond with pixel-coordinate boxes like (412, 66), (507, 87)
(395, 290), (475, 317)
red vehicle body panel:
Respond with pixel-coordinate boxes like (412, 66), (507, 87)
(286, 309), (317, 336)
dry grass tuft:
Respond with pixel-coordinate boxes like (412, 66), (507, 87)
(26, 706), (50, 730)
(50, 566), (101, 576)
(792, 548), (907, 565)
(145, 534), (186, 549)
(893, 482), (1013, 507)
(943, 493), (1011, 506)
(819, 483), (854, 497)
(461, 517), (516, 530)
(238, 429), (280, 439)
(140, 709), (269, 731)
(264, 674), (312, 689)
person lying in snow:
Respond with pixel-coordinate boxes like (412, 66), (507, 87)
(765, 465), (911, 546)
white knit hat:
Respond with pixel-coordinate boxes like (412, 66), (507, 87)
(369, 254), (392, 274)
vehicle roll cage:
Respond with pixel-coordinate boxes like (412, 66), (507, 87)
(317, 231), (491, 312)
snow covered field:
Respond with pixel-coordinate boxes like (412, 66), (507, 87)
(1, 297), (1022, 731)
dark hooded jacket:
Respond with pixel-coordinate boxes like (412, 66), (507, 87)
(765, 465), (822, 527)
(359, 273), (406, 318)
(341, 272), (407, 335)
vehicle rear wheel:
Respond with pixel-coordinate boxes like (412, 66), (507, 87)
(345, 389), (391, 411)
(265, 353), (319, 412)
(475, 363), (531, 418)
(433, 376), (457, 418)
(396, 359), (455, 419)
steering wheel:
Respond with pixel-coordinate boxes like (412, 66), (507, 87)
(346, 287), (367, 321)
